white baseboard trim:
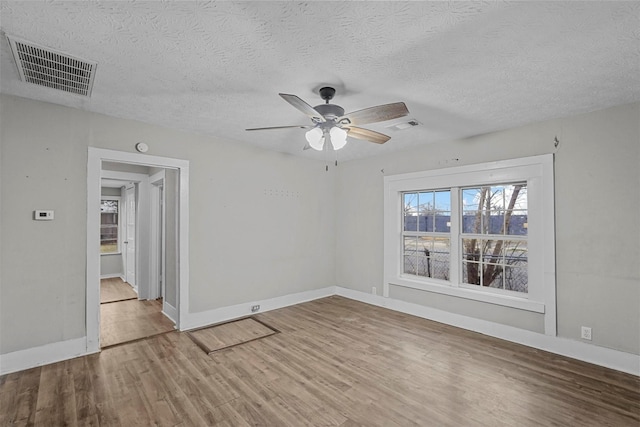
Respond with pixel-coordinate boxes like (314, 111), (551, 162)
(4, 287), (637, 377)
(0, 337), (92, 376)
(180, 286), (336, 331)
(335, 287), (640, 376)
(100, 273), (122, 279)
(163, 302), (178, 324)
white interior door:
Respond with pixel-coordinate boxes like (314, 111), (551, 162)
(124, 185), (137, 289)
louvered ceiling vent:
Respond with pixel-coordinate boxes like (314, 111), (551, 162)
(386, 119), (420, 132)
(6, 35), (97, 97)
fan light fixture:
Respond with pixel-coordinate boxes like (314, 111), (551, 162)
(329, 127), (348, 150)
(305, 127), (325, 150)
(306, 126), (348, 151)
(246, 86), (410, 153)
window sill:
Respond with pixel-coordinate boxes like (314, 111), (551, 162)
(387, 276), (545, 313)
(100, 252), (122, 256)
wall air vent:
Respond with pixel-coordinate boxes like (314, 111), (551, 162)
(6, 35), (97, 97)
(386, 119), (420, 132)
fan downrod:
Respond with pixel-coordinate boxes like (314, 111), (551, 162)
(319, 87), (336, 103)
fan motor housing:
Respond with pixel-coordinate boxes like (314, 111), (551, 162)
(314, 104), (344, 120)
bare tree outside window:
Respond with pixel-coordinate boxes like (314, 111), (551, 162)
(461, 184), (528, 292)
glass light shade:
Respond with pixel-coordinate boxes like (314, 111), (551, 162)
(329, 126), (348, 150)
(305, 127), (324, 151)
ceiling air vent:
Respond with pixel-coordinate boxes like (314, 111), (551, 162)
(6, 35), (97, 97)
(386, 119), (420, 132)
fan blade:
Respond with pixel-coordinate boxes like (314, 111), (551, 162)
(279, 93), (326, 122)
(346, 126), (391, 144)
(246, 125), (312, 131)
(340, 102), (409, 126)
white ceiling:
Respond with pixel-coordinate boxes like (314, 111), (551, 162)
(1, 1), (639, 162)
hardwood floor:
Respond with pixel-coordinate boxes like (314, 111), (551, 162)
(100, 299), (175, 347)
(1, 296), (638, 426)
(100, 278), (137, 303)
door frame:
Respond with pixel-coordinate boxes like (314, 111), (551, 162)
(123, 183), (137, 290)
(87, 147), (190, 353)
(101, 170), (149, 297)
(149, 170), (166, 303)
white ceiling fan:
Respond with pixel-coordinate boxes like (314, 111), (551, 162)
(246, 87), (409, 151)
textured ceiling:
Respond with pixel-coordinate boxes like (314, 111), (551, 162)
(1, 1), (639, 161)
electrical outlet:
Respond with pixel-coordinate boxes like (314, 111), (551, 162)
(372, 287), (377, 296)
(581, 326), (592, 341)
(251, 305), (260, 313)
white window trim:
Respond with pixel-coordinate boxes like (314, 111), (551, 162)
(384, 154), (556, 335)
(100, 196), (122, 255)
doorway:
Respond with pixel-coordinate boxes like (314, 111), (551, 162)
(87, 148), (190, 353)
(124, 184), (137, 290)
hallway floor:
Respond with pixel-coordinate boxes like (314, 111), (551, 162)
(100, 278), (175, 347)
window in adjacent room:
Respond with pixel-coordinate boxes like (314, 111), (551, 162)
(100, 197), (120, 254)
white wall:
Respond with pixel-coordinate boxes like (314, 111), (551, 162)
(0, 94), (336, 355)
(100, 255), (122, 278)
(336, 102), (640, 355)
(1, 93), (637, 361)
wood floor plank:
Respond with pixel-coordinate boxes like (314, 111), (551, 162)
(100, 277), (137, 303)
(100, 299), (175, 347)
(188, 317), (276, 353)
(1, 296), (639, 426)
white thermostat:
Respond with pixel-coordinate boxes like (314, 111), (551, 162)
(34, 210), (54, 220)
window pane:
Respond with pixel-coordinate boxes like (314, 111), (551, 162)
(483, 265), (504, 289)
(403, 236), (417, 275)
(462, 187), (492, 234)
(418, 192), (432, 231)
(403, 193), (418, 232)
(462, 260), (481, 285)
(434, 191), (450, 212)
(503, 184), (528, 235)
(100, 200), (118, 253)
(507, 210), (528, 236)
(431, 237), (450, 280)
(503, 240), (528, 266)
(462, 188), (480, 211)
(463, 184), (527, 237)
(434, 211), (450, 232)
(416, 237), (432, 277)
(505, 266), (528, 292)
(403, 236), (417, 254)
(461, 237), (527, 293)
(462, 212), (477, 234)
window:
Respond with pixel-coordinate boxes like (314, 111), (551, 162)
(100, 197), (120, 254)
(461, 184), (528, 294)
(384, 155), (556, 333)
(402, 190), (451, 281)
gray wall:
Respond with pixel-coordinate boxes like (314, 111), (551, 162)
(0, 94), (336, 355)
(335, 102), (640, 355)
(1, 93), (637, 359)
(100, 187), (121, 197)
(102, 162), (151, 174)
